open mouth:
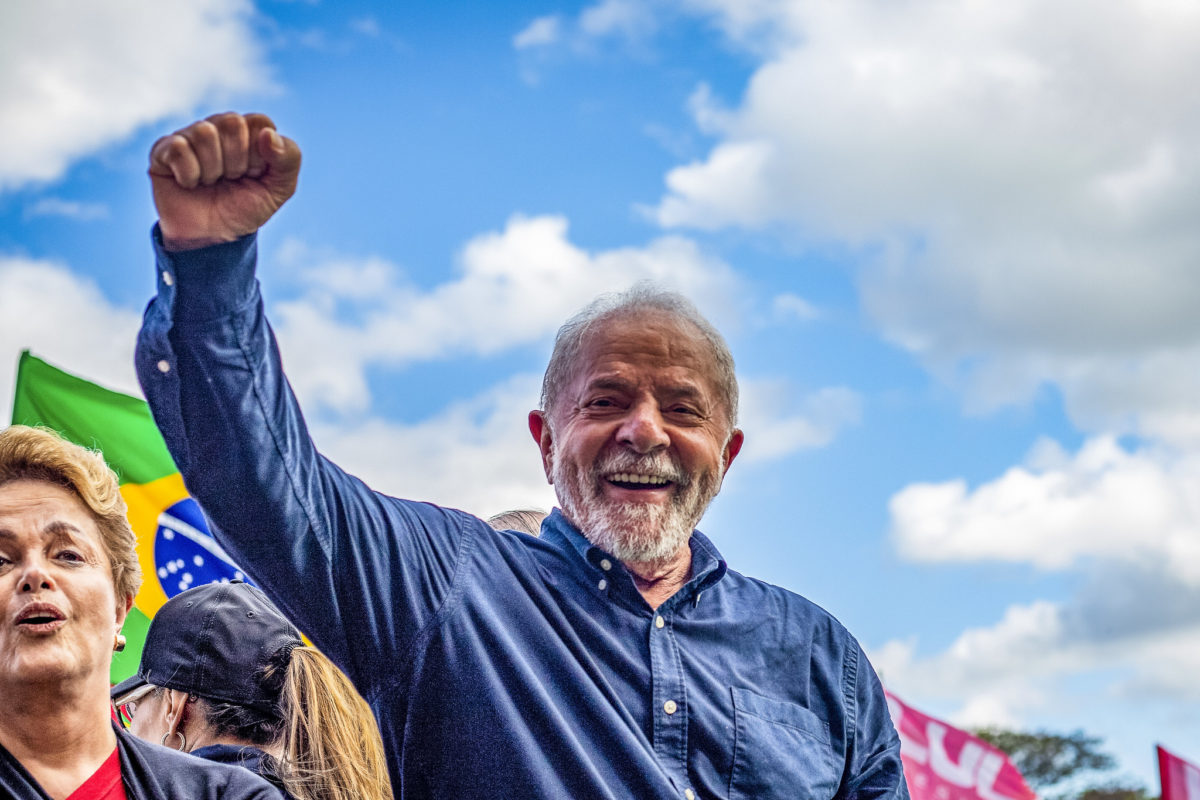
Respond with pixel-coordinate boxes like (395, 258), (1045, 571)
(606, 473), (674, 491)
(15, 604), (66, 632)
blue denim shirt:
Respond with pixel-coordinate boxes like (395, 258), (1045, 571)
(136, 229), (908, 800)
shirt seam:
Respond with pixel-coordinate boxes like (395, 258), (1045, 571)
(369, 509), (479, 706)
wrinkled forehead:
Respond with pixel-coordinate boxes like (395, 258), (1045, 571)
(571, 311), (730, 404)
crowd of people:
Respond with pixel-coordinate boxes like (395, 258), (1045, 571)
(0, 111), (911, 799)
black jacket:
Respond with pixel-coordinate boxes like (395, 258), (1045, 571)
(0, 722), (285, 799)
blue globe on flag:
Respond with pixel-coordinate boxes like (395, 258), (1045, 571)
(154, 497), (253, 598)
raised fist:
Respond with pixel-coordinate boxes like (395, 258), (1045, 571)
(149, 112), (301, 251)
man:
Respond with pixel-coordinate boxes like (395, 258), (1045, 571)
(136, 112), (908, 800)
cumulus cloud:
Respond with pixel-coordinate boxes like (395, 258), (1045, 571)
(879, 432), (1200, 753)
(0, 0), (265, 191)
(514, 15), (562, 49)
(579, 0), (658, 40)
(890, 436), (1200, 586)
(267, 214), (743, 414)
(737, 381), (860, 462)
(650, 0), (1200, 439)
(310, 374), (556, 518)
(0, 256), (143, 418)
(771, 292), (820, 322)
(515, 0), (658, 55)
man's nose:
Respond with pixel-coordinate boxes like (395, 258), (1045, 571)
(617, 402), (670, 453)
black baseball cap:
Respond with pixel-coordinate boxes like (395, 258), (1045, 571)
(111, 581), (302, 713)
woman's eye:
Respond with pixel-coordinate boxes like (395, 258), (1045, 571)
(56, 550), (83, 562)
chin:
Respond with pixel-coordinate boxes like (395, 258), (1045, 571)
(581, 501), (697, 565)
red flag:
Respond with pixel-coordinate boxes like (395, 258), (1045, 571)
(885, 691), (1036, 800)
(1159, 745), (1200, 800)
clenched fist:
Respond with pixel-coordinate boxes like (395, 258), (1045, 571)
(149, 112), (301, 251)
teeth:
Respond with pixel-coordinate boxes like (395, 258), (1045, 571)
(611, 473), (669, 485)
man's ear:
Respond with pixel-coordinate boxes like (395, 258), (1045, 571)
(528, 411), (554, 483)
(722, 429), (744, 475)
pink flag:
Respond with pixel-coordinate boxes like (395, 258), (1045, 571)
(1159, 745), (1200, 800)
(885, 691), (1036, 800)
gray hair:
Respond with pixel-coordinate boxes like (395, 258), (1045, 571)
(486, 508), (548, 537)
(539, 283), (739, 427)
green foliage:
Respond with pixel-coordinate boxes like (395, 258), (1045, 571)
(973, 728), (1115, 790)
(972, 727), (1156, 800)
(1076, 782), (1156, 800)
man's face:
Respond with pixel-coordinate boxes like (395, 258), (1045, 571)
(530, 311), (743, 565)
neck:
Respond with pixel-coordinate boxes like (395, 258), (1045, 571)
(623, 546), (692, 610)
(188, 726), (284, 760)
(0, 673), (116, 798)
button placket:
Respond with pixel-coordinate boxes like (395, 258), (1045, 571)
(648, 607), (688, 782)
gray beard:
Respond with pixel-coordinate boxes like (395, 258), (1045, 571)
(551, 445), (721, 566)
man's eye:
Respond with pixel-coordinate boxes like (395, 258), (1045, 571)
(57, 550), (84, 562)
(589, 398), (615, 407)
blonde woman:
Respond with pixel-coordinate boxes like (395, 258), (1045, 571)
(113, 581), (390, 800)
(0, 425), (281, 799)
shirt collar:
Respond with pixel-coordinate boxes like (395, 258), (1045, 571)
(541, 508), (728, 604)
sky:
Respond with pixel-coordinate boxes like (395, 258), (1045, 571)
(2, 0), (1199, 788)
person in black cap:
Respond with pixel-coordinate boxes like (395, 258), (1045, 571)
(112, 581), (390, 800)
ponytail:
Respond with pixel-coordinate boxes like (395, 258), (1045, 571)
(278, 646), (392, 800)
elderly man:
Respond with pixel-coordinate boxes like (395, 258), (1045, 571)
(136, 112), (908, 800)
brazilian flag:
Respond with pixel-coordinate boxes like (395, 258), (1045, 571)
(11, 351), (253, 682)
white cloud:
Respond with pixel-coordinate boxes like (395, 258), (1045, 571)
(0, 256), (142, 419)
(650, 0), (1200, 438)
(890, 436), (1200, 586)
(0, 0), (265, 191)
(514, 15), (562, 50)
(23, 198), (109, 221)
(310, 374), (557, 518)
(737, 381), (860, 462)
(879, 429), (1200, 766)
(771, 292), (820, 322)
(267, 214), (743, 415)
(579, 0), (657, 40)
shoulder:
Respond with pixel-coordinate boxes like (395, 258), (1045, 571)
(719, 567), (856, 648)
(118, 731), (285, 799)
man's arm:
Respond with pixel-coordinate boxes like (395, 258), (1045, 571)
(842, 643), (911, 800)
(137, 112), (473, 692)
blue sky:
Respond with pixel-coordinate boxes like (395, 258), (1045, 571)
(3, 0), (1199, 787)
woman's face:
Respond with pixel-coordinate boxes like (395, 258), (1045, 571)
(0, 479), (131, 688)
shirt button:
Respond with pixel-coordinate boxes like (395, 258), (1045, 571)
(597, 579), (607, 591)
(663, 700), (677, 715)
(599, 558), (612, 571)
(156, 360), (171, 373)
(685, 790), (695, 800)
(655, 616), (665, 629)
(161, 270), (174, 286)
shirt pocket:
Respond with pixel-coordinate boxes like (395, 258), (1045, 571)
(729, 687), (842, 800)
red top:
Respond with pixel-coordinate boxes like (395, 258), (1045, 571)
(65, 748), (126, 800)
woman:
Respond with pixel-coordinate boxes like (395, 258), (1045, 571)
(113, 580), (390, 800)
(0, 424), (282, 799)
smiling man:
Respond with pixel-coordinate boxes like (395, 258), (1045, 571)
(135, 112), (908, 800)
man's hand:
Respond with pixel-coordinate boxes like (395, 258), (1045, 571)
(149, 112), (301, 251)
